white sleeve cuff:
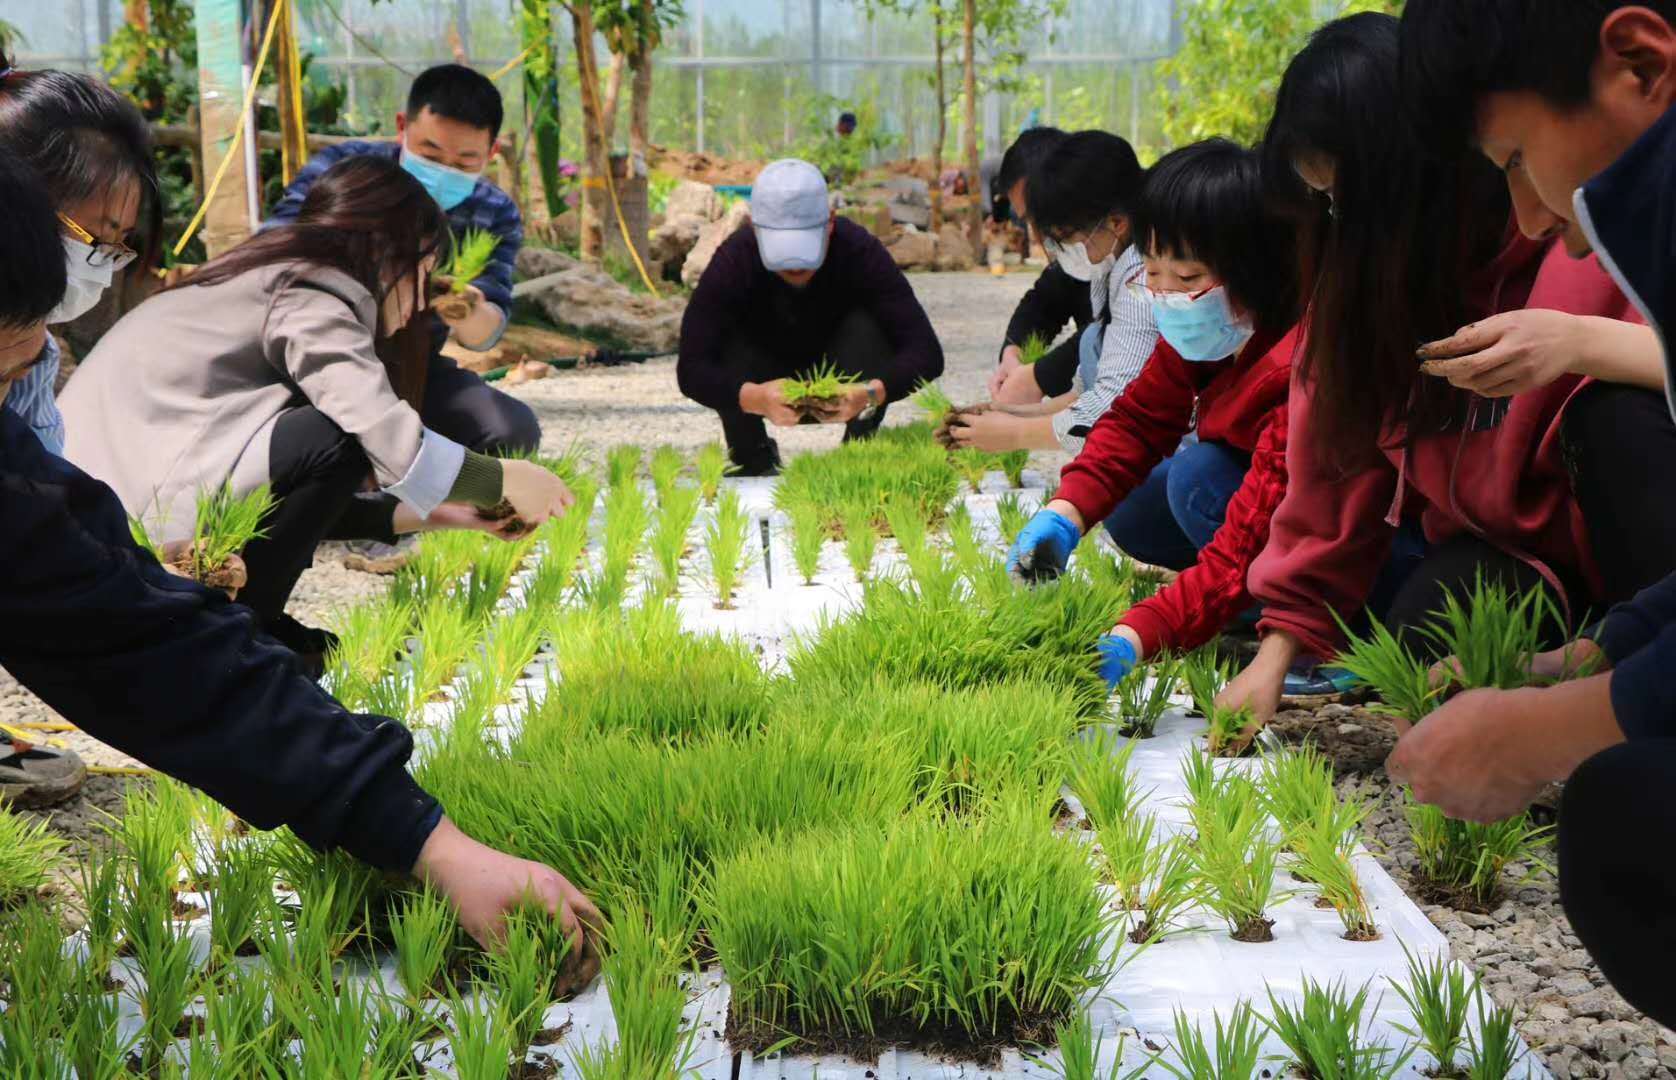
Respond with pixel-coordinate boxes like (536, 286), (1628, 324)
(383, 428), (466, 517)
(469, 306), (511, 351)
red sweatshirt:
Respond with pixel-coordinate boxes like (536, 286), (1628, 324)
(1056, 324), (1301, 656)
(1249, 239), (1639, 659)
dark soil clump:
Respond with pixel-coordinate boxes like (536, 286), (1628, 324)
(1230, 918), (1276, 943)
(725, 1002), (1062, 1068)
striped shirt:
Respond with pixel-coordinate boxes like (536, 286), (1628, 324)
(1053, 245), (1158, 456)
(3, 335), (64, 456)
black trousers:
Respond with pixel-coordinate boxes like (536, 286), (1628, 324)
(714, 307), (895, 461)
(1031, 330), (1088, 398)
(423, 345), (541, 456)
(1381, 382), (1676, 655)
(1559, 740), (1676, 1029)
(239, 408), (394, 626)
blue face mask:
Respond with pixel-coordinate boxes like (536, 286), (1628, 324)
(401, 142), (481, 211)
(1148, 284), (1256, 362)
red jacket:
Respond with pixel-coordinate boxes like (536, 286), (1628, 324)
(1056, 324), (1301, 656)
(1249, 239), (1639, 659)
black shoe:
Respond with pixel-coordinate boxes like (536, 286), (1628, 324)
(729, 438), (783, 478)
(843, 403), (889, 444)
(265, 614), (340, 681)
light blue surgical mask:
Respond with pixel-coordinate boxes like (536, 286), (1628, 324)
(1147, 284), (1255, 362)
(400, 141), (481, 211)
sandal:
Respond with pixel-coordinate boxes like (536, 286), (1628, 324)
(0, 737), (87, 808)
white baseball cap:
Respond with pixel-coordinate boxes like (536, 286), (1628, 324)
(750, 159), (831, 272)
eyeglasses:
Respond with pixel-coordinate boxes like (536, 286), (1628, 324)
(58, 213), (138, 272)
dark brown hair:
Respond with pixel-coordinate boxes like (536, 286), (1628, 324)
(182, 155), (450, 405)
(1261, 13), (1509, 473)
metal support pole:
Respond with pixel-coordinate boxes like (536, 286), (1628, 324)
(810, 0), (822, 98)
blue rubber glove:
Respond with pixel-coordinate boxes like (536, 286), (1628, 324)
(1097, 633), (1138, 690)
(1006, 508), (1082, 583)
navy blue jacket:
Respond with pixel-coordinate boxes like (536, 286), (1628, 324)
(0, 408), (440, 869)
(1577, 103), (1676, 740)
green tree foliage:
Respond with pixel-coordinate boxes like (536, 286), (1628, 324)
(1155, 0), (1403, 149)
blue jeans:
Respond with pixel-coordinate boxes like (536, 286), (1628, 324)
(1077, 322), (1103, 390)
(1103, 440), (1249, 571)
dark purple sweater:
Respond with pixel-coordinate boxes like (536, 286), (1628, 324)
(676, 217), (944, 410)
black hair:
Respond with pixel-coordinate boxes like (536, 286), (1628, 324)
(0, 153), (69, 329)
(407, 63), (504, 140)
(1130, 139), (1300, 334)
(838, 111), (858, 126)
(1027, 130), (1145, 241)
(1402, 0), (1676, 152)
(0, 47), (162, 270)
(1262, 12), (1511, 472)
(994, 126), (1069, 221)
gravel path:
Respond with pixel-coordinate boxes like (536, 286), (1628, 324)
(7, 268), (1670, 1074)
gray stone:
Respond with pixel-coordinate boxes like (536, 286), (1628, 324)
(886, 229), (937, 271)
(518, 265), (686, 354)
(934, 223), (977, 271)
(681, 202), (752, 289)
(516, 246), (581, 279)
(664, 179), (725, 224)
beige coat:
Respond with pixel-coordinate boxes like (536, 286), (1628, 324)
(62, 262), (464, 541)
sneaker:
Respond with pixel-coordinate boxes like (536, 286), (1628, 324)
(265, 614), (341, 682)
(0, 739), (87, 808)
(729, 438), (783, 478)
(1281, 663), (1361, 701)
(342, 534), (418, 575)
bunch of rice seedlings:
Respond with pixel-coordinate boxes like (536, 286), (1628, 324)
(456, 603), (547, 719)
(773, 422), (961, 534)
(458, 531), (534, 625)
(64, 976), (134, 1080)
(110, 779), (197, 908)
(606, 444), (644, 490)
(533, 606), (771, 744)
(695, 442), (728, 502)
(649, 484), (701, 596)
(439, 226), (499, 290)
(391, 529), (475, 609)
(1114, 655), (1183, 738)
(1259, 744), (1339, 851)
(1294, 792), (1379, 941)
(411, 595), (479, 702)
(0, 804), (63, 906)
(1205, 703), (1257, 758)
(603, 480), (652, 574)
(708, 797), (1112, 1051)
(1421, 573), (1562, 693)
(648, 444), (685, 502)
(159, 481), (276, 584)
(1388, 946), (1475, 1077)
(952, 447), (994, 490)
(1463, 989), (1525, 1080)
(1035, 1009), (1146, 1080)
(0, 903), (78, 1076)
(999, 449), (1030, 488)
(325, 597), (413, 689)
(946, 499), (994, 575)
(1068, 731), (1145, 832)
(124, 903), (203, 1073)
(1181, 647), (1236, 717)
(1262, 977), (1414, 1080)
(571, 888), (697, 1079)
(912, 378), (956, 426)
(390, 887), (460, 1009)
(1130, 837), (1203, 944)
(840, 501), (879, 581)
(706, 487), (752, 608)
(446, 991), (516, 1080)
(276, 969), (423, 1079)
(1404, 796), (1550, 911)
(523, 479), (598, 609)
(1190, 776), (1285, 942)
(1335, 613), (1439, 725)
(71, 851), (126, 986)
(781, 359), (853, 410)
(1157, 1003), (1266, 1080)
(485, 901), (575, 1052)
(205, 838), (278, 967)
(1019, 332), (1052, 365)
(786, 498), (828, 585)
(997, 491), (1031, 544)
(269, 835), (385, 959)
(196, 968), (289, 1077)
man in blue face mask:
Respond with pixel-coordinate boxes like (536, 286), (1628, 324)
(267, 64), (539, 462)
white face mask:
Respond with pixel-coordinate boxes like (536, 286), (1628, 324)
(47, 237), (121, 324)
(1045, 225), (1117, 283)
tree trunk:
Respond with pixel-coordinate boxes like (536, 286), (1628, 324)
(570, 3), (609, 262)
(601, 49), (627, 147)
(628, 0), (654, 176)
(961, 0), (982, 253)
(930, 4), (946, 234)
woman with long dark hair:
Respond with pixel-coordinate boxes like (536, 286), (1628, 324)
(1219, 12), (1674, 734)
(0, 46), (161, 454)
(62, 156), (573, 674)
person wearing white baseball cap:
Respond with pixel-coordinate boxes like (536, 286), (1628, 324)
(677, 158), (944, 475)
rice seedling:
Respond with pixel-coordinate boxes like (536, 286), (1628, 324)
(1190, 777), (1285, 942)
(1262, 976), (1414, 1080)
(457, 532), (534, 625)
(0, 904), (78, 1077)
(650, 484), (701, 595)
(0, 803), (63, 905)
(1019, 331), (1052, 365)
(1033, 1009), (1146, 1080)
(325, 596), (413, 695)
(1181, 647), (1236, 717)
(126, 909), (203, 1073)
(781, 359), (854, 410)
(390, 887), (460, 1008)
(706, 487), (752, 608)
(196, 967), (287, 1078)
(840, 501), (879, 581)
(64, 978), (133, 1080)
(71, 851), (126, 985)
(484, 901), (573, 1051)
(695, 442), (728, 502)
(1156, 1002), (1267, 1080)
(648, 444), (685, 501)
(602, 480), (651, 578)
(281, 970), (414, 1080)
(1463, 989), (1525, 1080)
(1388, 945), (1475, 1077)
(997, 491), (1030, 544)
(189, 481), (277, 582)
(1403, 796), (1551, 911)
(1293, 793), (1379, 941)
(440, 226), (499, 290)
(773, 423), (961, 534)
(1259, 744), (1338, 851)
(946, 499), (994, 576)
(1130, 836), (1202, 946)
(1335, 613), (1440, 725)
(571, 892), (696, 1080)
(883, 491), (931, 557)
(913, 378), (957, 426)
(410, 595), (478, 701)
(786, 497), (828, 585)
(1205, 703), (1257, 757)
(111, 778), (196, 907)
(205, 838), (277, 967)
(708, 796), (1112, 1051)
(606, 443), (644, 490)
(269, 836), (383, 959)
(1068, 731), (1146, 831)
(447, 991), (517, 1080)
(953, 446), (995, 490)
(1421, 573), (1561, 693)
(1114, 655), (1183, 738)
(1000, 448), (1030, 488)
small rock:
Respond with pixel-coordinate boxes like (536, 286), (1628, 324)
(681, 202), (751, 288)
(886, 229), (938, 270)
(1337, 722), (1363, 735)
(1553, 973), (1595, 998)
(664, 179), (724, 223)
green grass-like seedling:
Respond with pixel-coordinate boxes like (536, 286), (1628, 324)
(1404, 795), (1550, 912)
(781, 360), (852, 407)
(773, 423), (961, 536)
(390, 887), (459, 1009)
(1130, 835), (1201, 945)
(695, 442), (728, 502)
(1115, 655), (1182, 738)
(189, 481), (277, 581)
(441, 227), (499, 291)
(1205, 703), (1256, 758)
(787, 498), (827, 585)
(912, 379), (956, 426)
(1034, 1009), (1147, 1080)
(1019, 332), (1051, 366)
(649, 444), (684, 502)
(606, 443), (643, 490)
(0, 805), (63, 906)
(205, 838), (276, 968)
(1191, 776), (1284, 942)
(486, 902), (573, 1052)
(1389, 944), (1475, 1077)
(840, 502), (879, 582)
(1294, 793), (1379, 941)
(1259, 744), (1338, 851)
(1157, 1002), (1266, 1080)
(1262, 976), (1414, 1080)
(1421, 572), (1562, 693)
(706, 488), (751, 609)
(650, 485), (701, 596)
(447, 992), (516, 1080)
(1181, 647), (1235, 718)
(1463, 988), (1525, 1080)
(1335, 612), (1440, 726)
(997, 492), (1030, 545)
(572, 891), (696, 1079)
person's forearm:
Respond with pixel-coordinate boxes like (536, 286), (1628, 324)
(1573, 317), (1665, 392)
(999, 394), (1075, 419)
(450, 303), (506, 351)
(1505, 676), (1626, 781)
(1015, 416), (1062, 450)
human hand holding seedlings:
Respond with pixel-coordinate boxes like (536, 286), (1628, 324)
(814, 378), (887, 424)
(157, 542), (246, 600)
(1529, 637), (1607, 681)
(1005, 501), (1083, 583)
(500, 458), (576, 531)
(946, 406), (1028, 451)
(1214, 631), (1298, 740)
(739, 379), (805, 428)
(989, 344), (1024, 398)
(425, 501), (537, 541)
(414, 817), (604, 986)
(1417, 310), (1586, 398)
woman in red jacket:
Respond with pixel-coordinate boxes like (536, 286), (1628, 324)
(1006, 139), (1302, 685)
(1219, 13), (1675, 735)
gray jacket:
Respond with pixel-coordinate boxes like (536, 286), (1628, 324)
(62, 262), (464, 540)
